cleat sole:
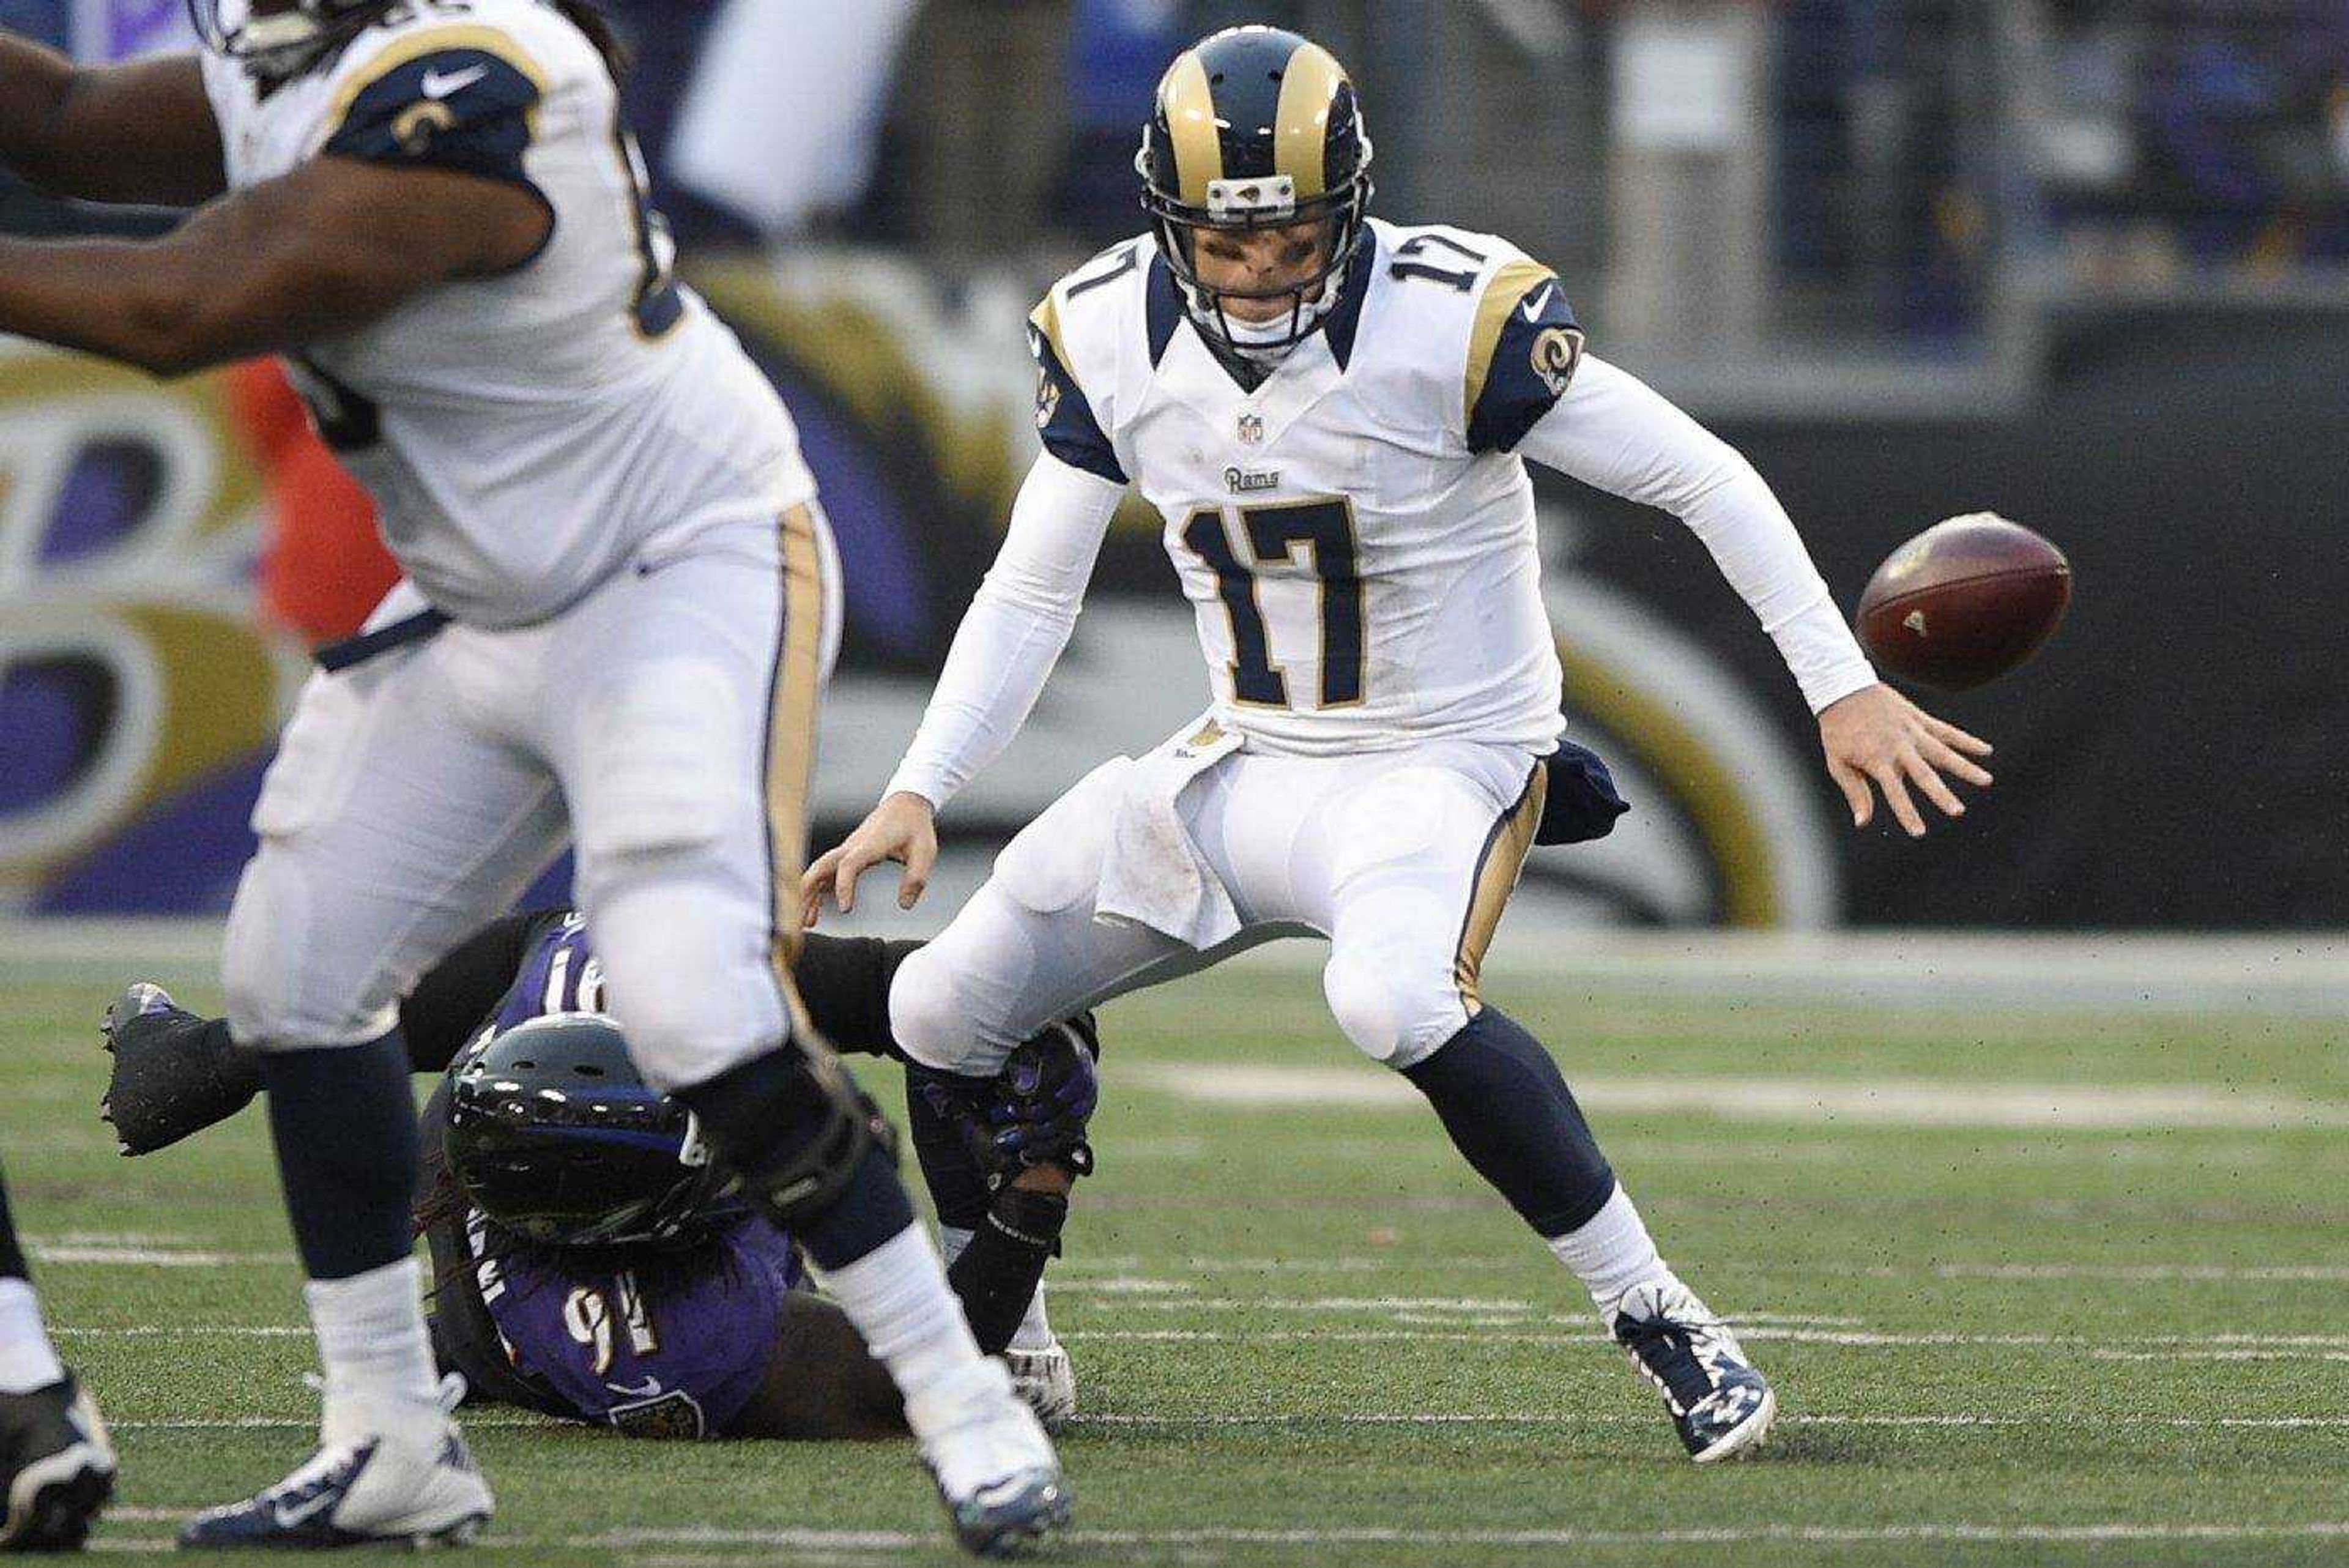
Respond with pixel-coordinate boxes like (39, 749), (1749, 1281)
(1691, 1385), (1778, 1465)
(2, 1446), (115, 1553)
(946, 1476), (1072, 1559)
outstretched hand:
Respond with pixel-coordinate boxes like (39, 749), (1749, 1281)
(802, 791), (940, 927)
(1818, 683), (1994, 838)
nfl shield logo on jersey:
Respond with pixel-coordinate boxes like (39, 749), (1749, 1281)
(1237, 413), (1265, 445)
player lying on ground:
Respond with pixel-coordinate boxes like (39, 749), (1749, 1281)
(811, 24), (1997, 1465)
(0, 0), (1066, 1550)
(98, 911), (1099, 1439)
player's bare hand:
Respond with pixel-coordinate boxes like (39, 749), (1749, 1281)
(1817, 683), (1993, 838)
(803, 792), (940, 926)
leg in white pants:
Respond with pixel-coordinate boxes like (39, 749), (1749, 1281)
(535, 507), (841, 1092)
(223, 589), (568, 1053)
(888, 737), (1540, 1076)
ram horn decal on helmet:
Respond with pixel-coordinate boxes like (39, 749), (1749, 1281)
(1137, 25), (1375, 353)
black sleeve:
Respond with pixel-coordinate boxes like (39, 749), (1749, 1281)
(789, 934), (922, 1059)
(398, 908), (569, 1071)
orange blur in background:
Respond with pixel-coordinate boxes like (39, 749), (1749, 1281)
(226, 360), (400, 648)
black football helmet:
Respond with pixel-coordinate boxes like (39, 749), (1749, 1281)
(1138, 25), (1374, 352)
(446, 1014), (738, 1249)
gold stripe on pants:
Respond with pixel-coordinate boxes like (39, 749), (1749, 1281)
(763, 503), (827, 1028)
(1453, 764), (1549, 1017)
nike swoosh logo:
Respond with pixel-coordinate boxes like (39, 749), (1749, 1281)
(606, 1378), (663, 1399)
(420, 64), (489, 100)
(1520, 283), (1556, 324)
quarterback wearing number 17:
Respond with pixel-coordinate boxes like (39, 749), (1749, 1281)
(810, 23), (1997, 1462)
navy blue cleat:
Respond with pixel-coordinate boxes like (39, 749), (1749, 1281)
(910, 1361), (1071, 1558)
(1611, 1281), (1778, 1463)
(0, 1375), (116, 1553)
(179, 1390), (491, 1551)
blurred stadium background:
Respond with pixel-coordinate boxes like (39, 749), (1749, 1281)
(2, 0), (2345, 941)
(2, 8), (2344, 1556)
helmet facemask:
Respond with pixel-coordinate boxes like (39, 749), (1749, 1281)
(1140, 157), (1375, 358)
(185, 0), (387, 81)
(1137, 28), (1376, 363)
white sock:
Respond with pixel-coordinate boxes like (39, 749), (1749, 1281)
(941, 1224), (1057, 1351)
(819, 1222), (987, 1406)
(1547, 1184), (1676, 1322)
(0, 1279), (67, 1394)
(1009, 1281), (1056, 1353)
(306, 1258), (440, 1446)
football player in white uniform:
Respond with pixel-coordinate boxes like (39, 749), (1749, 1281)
(0, 0), (1064, 1553)
(812, 24), (1995, 1464)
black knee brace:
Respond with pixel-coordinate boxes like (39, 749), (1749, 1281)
(675, 1034), (896, 1231)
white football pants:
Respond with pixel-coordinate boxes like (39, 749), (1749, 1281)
(891, 735), (1547, 1076)
(223, 507), (841, 1091)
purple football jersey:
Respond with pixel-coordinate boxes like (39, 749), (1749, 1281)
(431, 909), (811, 1438)
(465, 1208), (806, 1438)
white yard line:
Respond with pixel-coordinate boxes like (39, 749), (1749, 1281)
(30, 1246), (292, 1268)
(1064, 1326), (2349, 1350)
(16, 921), (2349, 1014)
(1933, 1262), (2349, 1282)
(1069, 1414), (2349, 1432)
(1126, 1064), (2349, 1129)
(80, 1521), (2349, 1551)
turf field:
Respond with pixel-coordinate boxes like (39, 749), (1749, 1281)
(3, 933), (2345, 1566)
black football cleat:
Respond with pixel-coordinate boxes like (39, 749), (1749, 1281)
(100, 984), (262, 1157)
(0, 1375), (116, 1553)
(1611, 1281), (1778, 1463)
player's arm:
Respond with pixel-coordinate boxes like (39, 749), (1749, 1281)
(1502, 334), (1993, 834)
(0, 37), (224, 206)
(0, 153), (546, 377)
(804, 449), (1125, 921)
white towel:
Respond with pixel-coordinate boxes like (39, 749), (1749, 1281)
(1093, 716), (1245, 949)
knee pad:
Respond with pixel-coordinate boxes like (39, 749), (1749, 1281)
(1323, 946), (1466, 1069)
(674, 1035), (893, 1230)
(887, 944), (993, 1075)
(586, 872), (787, 1092)
(221, 848), (399, 1049)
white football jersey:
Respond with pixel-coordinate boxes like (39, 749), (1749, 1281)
(1030, 216), (1585, 756)
(200, 0), (815, 628)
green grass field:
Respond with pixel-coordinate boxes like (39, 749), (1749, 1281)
(3, 940), (2345, 1566)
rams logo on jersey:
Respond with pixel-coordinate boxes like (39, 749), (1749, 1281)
(392, 100), (460, 155)
(1033, 363), (1062, 431)
(1531, 325), (1584, 399)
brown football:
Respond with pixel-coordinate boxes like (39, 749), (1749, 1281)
(1857, 514), (2073, 690)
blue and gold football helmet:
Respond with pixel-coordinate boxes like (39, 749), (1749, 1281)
(1138, 24), (1375, 351)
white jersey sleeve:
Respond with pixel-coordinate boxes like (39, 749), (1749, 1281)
(884, 452), (1126, 811)
(1517, 355), (1878, 713)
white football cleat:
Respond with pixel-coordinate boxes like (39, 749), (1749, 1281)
(1004, 1339), (1077, 1433)
(178, 1378), (492, 1550)
(907, 1360), (1071, 1558)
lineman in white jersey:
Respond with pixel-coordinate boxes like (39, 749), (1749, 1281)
(0, 0), (1063, 1553)
(812, 25), (1995, 1463)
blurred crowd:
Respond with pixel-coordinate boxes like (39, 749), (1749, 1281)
(5, 1), (2349, 311)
